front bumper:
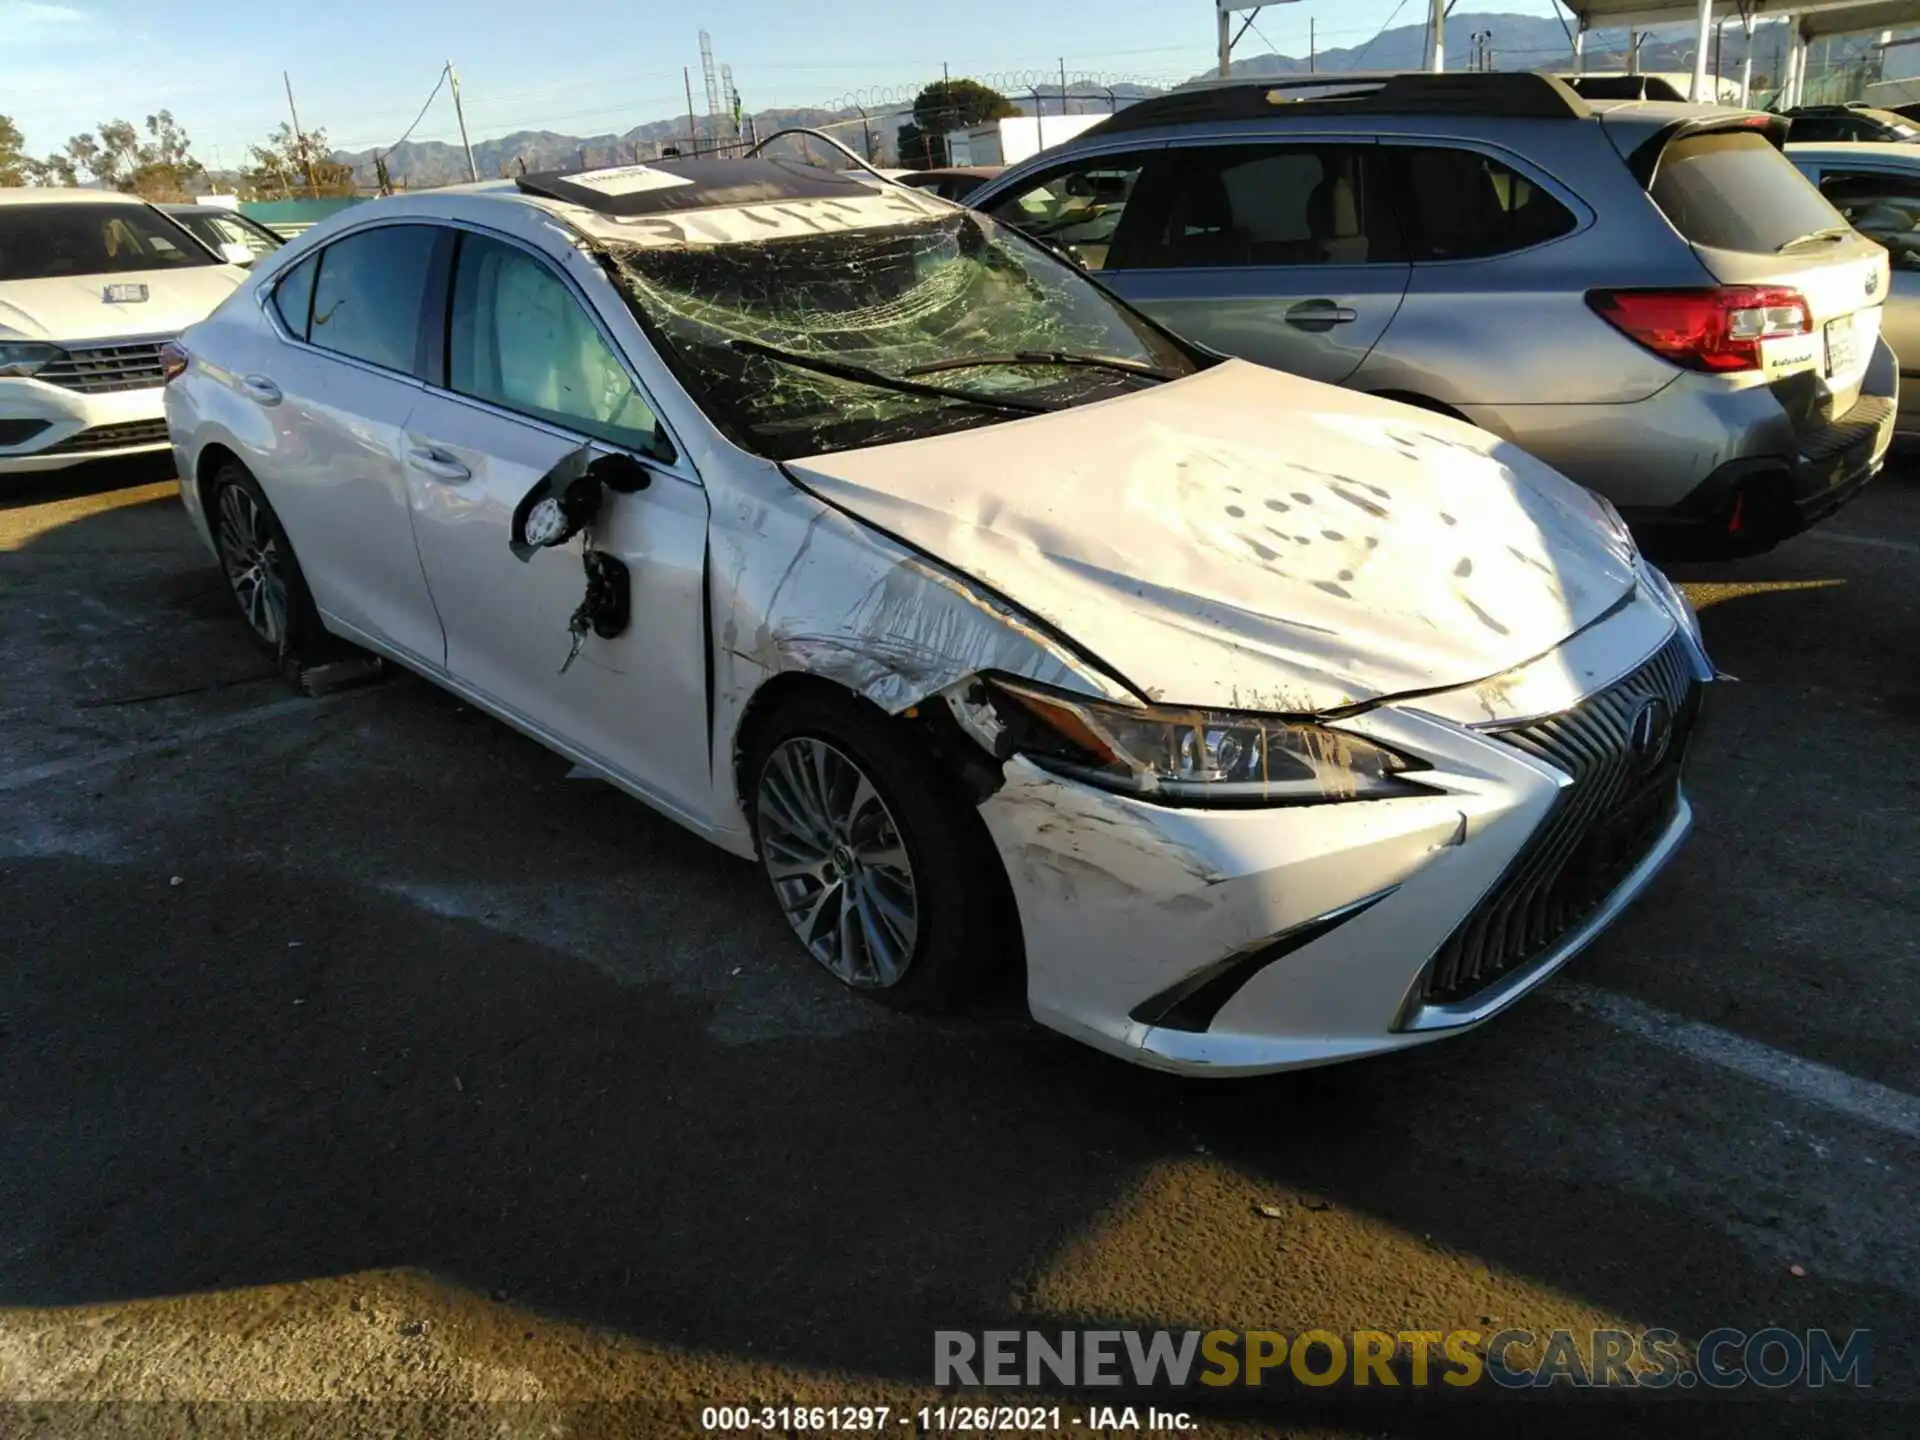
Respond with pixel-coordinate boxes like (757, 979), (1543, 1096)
(0, 376), (170, 474)
(981, 597), (1708, 1077)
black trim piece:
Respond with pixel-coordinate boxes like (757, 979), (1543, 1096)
(700, 540), (717, 775)
(1129, 888), (1397, 1033)
(419, 226), (460, 388)
(0, 419), (52, 447)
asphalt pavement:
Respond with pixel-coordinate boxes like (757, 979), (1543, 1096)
(1, 454), (1916, 1438)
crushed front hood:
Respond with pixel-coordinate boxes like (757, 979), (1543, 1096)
(0, 266), (244, 344)
(786, 361), (1637, 713)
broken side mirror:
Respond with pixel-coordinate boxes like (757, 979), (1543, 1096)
(509, 448), (652, 562)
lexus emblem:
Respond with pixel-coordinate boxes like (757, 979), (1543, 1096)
(1627, 697), (1674, 771)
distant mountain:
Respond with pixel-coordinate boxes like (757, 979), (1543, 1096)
(330, 84), (1164, 189)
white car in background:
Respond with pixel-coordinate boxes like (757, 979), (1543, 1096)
(1, 189), (245, 474)
(164, 160), (1712, 1076)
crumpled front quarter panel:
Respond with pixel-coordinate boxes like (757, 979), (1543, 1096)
(704, 458), (1133, 848)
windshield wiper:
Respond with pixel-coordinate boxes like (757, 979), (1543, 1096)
(1776, 226), (1852, 252)
(903, 351), (1177, 383)
(726, 338), (1057, 415)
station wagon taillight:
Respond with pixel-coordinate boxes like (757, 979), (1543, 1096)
(1587, 286), (1811, 373)
(159, 341), (189, 384)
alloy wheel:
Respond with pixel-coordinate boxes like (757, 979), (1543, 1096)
(214, 483), (288, 648)
(756, 737), (920, 988)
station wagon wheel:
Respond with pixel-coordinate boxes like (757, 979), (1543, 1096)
(207, 460), (321, 661)
(745, 688), (1018, 1011)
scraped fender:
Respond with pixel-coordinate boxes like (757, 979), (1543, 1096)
(705, 467), (1134, 845)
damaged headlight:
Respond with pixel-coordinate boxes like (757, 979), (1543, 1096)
(0, 342), (60, 378)
(957, 678), (1423, 805)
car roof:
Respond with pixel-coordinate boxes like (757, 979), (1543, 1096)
(0, 187), (156, 208)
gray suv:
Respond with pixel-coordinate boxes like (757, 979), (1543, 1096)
(968, 73), (1896, 557)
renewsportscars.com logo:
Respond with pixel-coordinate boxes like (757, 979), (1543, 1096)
(934, 1327), (1873, 1391)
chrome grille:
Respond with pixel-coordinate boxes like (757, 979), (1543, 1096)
(36, 339), (172, 394)
(1421, 631), (1701, 1006)
(42, 419), (172, 455)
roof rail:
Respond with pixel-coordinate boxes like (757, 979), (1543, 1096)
(1081, 70), (1594, 139)
(1558, 73), (1688, 103)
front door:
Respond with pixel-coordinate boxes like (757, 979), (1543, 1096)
(401, 229), (713, 823)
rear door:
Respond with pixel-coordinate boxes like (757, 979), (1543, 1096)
(1801, 160), (1920, 432)
(242, 224), (447, 666)
(1645, 128), (1890, 417)
(1095, 139), (1410, 385)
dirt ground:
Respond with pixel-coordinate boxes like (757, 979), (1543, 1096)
(2, 454), (1917, 1438)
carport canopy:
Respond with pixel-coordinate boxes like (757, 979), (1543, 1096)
(1557, 0), (1920, 104)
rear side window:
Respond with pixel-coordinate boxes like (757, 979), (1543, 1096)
(307, 225), (439, 374)
(1786, 117), (1854, 143)
(1396, 147), (1576, 261)
(271, 254), (318, 339)
(1649, 131), (1846, 254)
(1129, 144), (1402, 268)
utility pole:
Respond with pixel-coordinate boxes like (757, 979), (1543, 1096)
(1310, 19), (1316, 73)
(447, 60), (478, 182)
(283, 71), (318, 196)
(684, 67), (700, 156)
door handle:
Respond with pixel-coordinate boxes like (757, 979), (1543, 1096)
(240, 374), (282, 406)
(404, 443), (471, 483)
(1284, 300), (1360, 332)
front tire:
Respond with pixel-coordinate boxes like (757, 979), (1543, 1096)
(208, 460), (321, 661)
(746, 689), (1012, 1012)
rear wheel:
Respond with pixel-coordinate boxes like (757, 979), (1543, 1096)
(746, 690), (1012, 1011)
(209, 461), (320, 660)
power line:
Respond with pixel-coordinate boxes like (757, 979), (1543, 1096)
(1351, 0), (1413, 71)
(381, 64), (450, 155)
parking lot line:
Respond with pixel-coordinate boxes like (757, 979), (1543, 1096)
(0, 693), (345, 795)
(1559, 983), (1920, 1143)
(1800, 528), (1920, 557)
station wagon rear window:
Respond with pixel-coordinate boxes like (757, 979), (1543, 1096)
(1650, 131), (1848, 254)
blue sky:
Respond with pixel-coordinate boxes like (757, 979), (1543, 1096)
(2, 0), (1571, 164)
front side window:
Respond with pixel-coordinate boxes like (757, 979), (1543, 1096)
(1396, 147), (1577, 261)
(0, 203), (216, 281)
(200, 213), (281, 259)
(1130, 144), (1400, 268)
(979, 158), (1148, 270)
(605, 209), (1198, 462)
(448, 234), (662, 452)
(1819, 169), (1920, 270)
(307, 225), (438, 375)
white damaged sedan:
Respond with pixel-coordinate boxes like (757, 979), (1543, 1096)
(165, 158), (1711, 1076)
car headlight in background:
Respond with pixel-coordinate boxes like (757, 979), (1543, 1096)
(0, 342), (60, 378)
(954, 677), (1424, 805)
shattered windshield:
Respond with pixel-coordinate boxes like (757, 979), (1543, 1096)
(600, 210), (1199, 461)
